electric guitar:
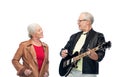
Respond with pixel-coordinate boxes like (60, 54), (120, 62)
(59, 41), (111, 77)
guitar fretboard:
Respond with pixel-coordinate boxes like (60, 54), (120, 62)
(73, 46), (99, 62)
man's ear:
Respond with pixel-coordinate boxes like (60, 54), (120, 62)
(87, 20), (91, 25)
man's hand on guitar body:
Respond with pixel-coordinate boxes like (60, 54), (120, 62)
(61, 49), (68, 58)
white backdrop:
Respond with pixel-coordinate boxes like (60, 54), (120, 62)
(0, 0), (119, 77)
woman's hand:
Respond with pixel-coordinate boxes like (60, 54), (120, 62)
(44, 72), (49, 77)
(24, 69), (32, 76)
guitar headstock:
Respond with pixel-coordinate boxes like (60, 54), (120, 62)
(100, 41), (111, 49)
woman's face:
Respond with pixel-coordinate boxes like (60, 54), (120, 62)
(32, 26), (43, 39)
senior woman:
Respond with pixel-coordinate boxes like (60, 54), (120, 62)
(12, 23), (49, 77)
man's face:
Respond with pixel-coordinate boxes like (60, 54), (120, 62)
(77, 14), (88, 31)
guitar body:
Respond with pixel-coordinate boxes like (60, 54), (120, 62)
(59, 58), (73, 76)
(59, 52), (78, 76)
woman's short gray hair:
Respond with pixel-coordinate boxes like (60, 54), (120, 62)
(81, 12), (94, 25)
(27, 23), (40, 38)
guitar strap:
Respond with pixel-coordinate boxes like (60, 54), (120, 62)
(80, 31), (98, 53)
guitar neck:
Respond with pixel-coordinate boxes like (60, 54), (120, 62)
(73, 46), (99, 61)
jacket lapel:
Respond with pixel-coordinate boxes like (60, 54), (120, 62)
(26, 40), (38, 64)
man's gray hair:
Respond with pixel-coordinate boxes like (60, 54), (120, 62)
(27, 23), (40, 38)
(81, 12), (94, 25)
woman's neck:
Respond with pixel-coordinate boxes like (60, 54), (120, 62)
(32, 38), (42, 46)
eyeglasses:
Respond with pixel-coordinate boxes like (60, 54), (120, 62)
(78, 19), (87, 22)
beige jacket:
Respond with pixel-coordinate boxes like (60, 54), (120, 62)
(12, 39), (49, 77)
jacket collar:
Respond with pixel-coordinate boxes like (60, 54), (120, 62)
(25, 39), (47, 64)
(26, 39), (47, 48)
(81, 28), (94, 35)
